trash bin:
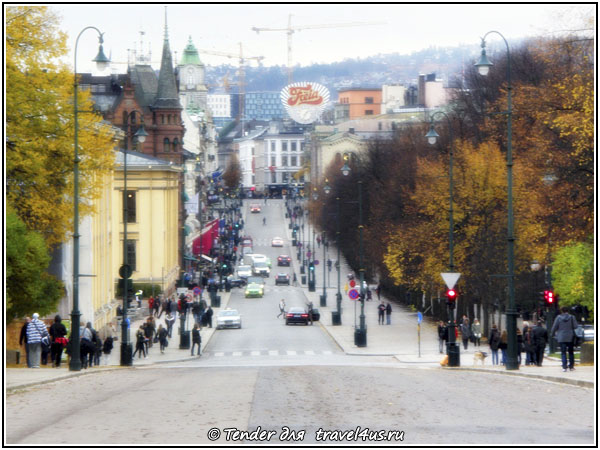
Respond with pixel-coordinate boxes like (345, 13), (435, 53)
(300, 265), (305, 274)
(447, 342), (460, 367)
(319, 294), (327, 307)
(120, 342), (133, 366)
(354, 327), (367, 347)
(179, 330), (190, 349)
(212, 295), (221, 308)
(301, 275), (307, 285)
(331, 311), (341, 326)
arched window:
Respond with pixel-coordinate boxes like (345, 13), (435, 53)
(172, 138), (179, 152)
(163, 138), (170, 152)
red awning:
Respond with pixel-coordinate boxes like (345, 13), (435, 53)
(192, 219), (219, 256)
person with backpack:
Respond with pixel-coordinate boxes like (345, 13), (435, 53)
(157, 324), (169, 354)
(102, 336), (114, 365)
(532, 320), (549, 367)
(191, 324), (202, 356)
(488, 324), (501, 365)
(49, 315), (68, 368)
(132, 326), (147, 359)
(79, 323), (95, 369)
(551, 306), (579, 372)
(378, 302), (386, 325)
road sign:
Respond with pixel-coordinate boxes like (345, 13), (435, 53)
(349, 279), (356, 288)
(193, 287), (202, 296)
(348, 288), (360, 300)
(314, 260), (319, 265)
(441, 272), (461, 290)
(417, 311), (423, 324)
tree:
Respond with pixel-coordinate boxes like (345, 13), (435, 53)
(6, 6), (116, 248)
(222, 153), (242, 190)
(6, 208), (64, 324)
(552, 240), (593, 316)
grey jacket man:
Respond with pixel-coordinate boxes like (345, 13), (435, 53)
(550, 313), (578, 343)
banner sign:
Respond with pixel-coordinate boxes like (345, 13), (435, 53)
(281, 82), (330, 124)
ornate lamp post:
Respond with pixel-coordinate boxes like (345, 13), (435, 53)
(425, 111), (459, 366)
(120, 111), (148, 366)
(475, 31), (518, 370)
(70, 27), (109, 372)
(341, 153), (366, 347)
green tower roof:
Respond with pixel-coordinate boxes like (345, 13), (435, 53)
(180, 36), (203, 66)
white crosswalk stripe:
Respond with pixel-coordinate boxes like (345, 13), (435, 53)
(268, 350), (279, 356)
(203, 349), (335, 357)
(286, 350), (297, 356)
(232, 351), (243, 357)
(250, 351), (261, 356)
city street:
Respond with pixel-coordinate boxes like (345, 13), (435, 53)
(5, 200), (595, 446)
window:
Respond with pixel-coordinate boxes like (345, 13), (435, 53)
(365, 97), (374, 104)
(173, 138), (179, 152)
(291, 156), (297, 167)
(282, 141), (288, 152)
(126, 240), (136, 272)
(365, 110), (374, 115)
(271, 156), (276, 166)
(167, 115), (172, 124)
(251, 146), (255, 156)
(271, 141), (276, 152)
(282, 172), (289, 183)
(164, 138), (170, 152)
(291, 142), (297, 152)
(125, 191), (136, 223)
(161, 115), (165, 125)
(271, 172), (277, 183)
(282, 156), (288, 166)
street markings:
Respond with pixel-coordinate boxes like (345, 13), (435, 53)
(203, 349), (337, 358)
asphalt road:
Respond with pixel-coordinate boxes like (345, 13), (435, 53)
(5, 200), (595, 446)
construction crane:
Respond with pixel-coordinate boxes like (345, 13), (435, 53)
(196, 43), (264, 123)
(252, 14), (385, 84)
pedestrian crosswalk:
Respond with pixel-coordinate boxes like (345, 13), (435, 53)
(208, 350), (334, 358)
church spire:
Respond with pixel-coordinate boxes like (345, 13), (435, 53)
(153, 5), (181, 109)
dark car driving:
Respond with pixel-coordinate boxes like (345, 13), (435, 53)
(275, 273), (290, 285)
(285, 307), (310, 325)
(277, 255), (292, 266)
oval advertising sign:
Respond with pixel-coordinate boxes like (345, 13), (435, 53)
(281, 82), (330, 124)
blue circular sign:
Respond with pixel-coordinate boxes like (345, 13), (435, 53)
(348, 288), (359, 300)
(193, 287), (202, 296)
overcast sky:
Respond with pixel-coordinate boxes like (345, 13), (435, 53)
(51, 3), (595, 74)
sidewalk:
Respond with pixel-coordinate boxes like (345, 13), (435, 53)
(5, 291), (232, 392)
(286, 204), (595, 389)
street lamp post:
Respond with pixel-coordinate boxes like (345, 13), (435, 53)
(341, 154), (366, 346)
(70, 26), (109, 372)
(120, 111), (148, 367)
(475, 30), (518, 370)
(425, 111), (459, 366)
(321, 180), (331, 308)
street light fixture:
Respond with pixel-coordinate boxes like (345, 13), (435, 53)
(120, 111), (147, 366)
(70, 26), (109, 372)
(476, 31), (518, 370)
(425, 111), (459, 366)
(319, 180), (330, 308)
(341, 154), (366, 347)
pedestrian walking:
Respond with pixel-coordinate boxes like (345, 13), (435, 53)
(437, 321), (448, 353)
(191, 324), (202, 356)
(551, 306), (579, 372)
(532, 320), (549, 367)
(306, 301), (314, 325)
(158, 296), (167, 318)
(26, 313), (50, 369)
(102, 336), (114, 365)
(144, 317), (156, 350)
(192, 301), (202, 325)
(523, 325), (536, 366)
(79, 323), (95, 368)
(20, 317), (32, 368)
(148, 296), (155, 314)
(366, 289), (372, 301)
(516, 327), (524, 365)
(292, 273), (298, 286)
(93, 332), (103, 367)
(378, 302), (386, 325)
(165, 313), (175, 338)
(488, 324), (501, 365)
(460, 318), (471, 351)
(277, 299), (287, 318)
(153, 296), (161, 317)
(49, 315), (68, 368)
(471, 319), (482, 347)
(132, 326), (147, 359)
(205, 306), (213, 328)
(385, 302), (392, 325)
(375, 283), (381, 301)
(499, 330), (508, 365)
(41, 331), (51, 366)
(157, 324), (169, 354)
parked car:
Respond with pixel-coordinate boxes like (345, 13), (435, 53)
(275, 273), (290, 285)
(252, 261), (270, 277)
(277, 255), (291, 266)
(219, 276), (246, 288)
(237, 265), (252, 279)
(245, 282), (264, 298)
(271, 237), (284, 247)
(583, 324), (594, 342)
(216, 309), (242, 329)
(250, 204), (261, 213)
(285, 307), (310, 325)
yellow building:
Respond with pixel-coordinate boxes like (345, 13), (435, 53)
(113, 150), (183, 300)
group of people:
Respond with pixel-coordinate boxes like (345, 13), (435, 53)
(437, 307), (580, 371)
(133, 315), (172, 358)
(377, 302), (392, 325)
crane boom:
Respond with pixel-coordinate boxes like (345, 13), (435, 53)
(252, 14), (385, 83)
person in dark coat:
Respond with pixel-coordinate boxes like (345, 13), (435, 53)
(191, 324), (201, 356)
(532, 320), (549, 367)
(132, 325), (147, 359)
(437, 321), (448, 353)
(49, 315), (68, 368)
(378, 302), (386, 325)
(205, 306), (214, 328)
(20, 317), (31, 367)
(551, 307), (578, 372)
(165, 312), (176, 338)
(102, 336), (114, 365)
(523, 325), (536, 366)
(488, 324), (501, 365)
(385, 302), (392, 325)
(157, 324), (169, 354)
(460, 318), (472, 351)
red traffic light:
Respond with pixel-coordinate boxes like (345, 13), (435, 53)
(446, 289), (457, 301)
(545, 290), (554, 304)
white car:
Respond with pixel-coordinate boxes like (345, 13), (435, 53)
(216, 309), (242, 329)
(237, 265), (252, 279)
(271, 237), (284, 247)
(247, 254), (272, 268)
(252, 261), (270, 277)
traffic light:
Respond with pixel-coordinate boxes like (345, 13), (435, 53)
(309, 262), (315, 272)
(544, 290), (555, 305)
(446, 288), (457, 309)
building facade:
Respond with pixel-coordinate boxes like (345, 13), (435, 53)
(245, 92), (285, 121)
(334, 88), (382, 123)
